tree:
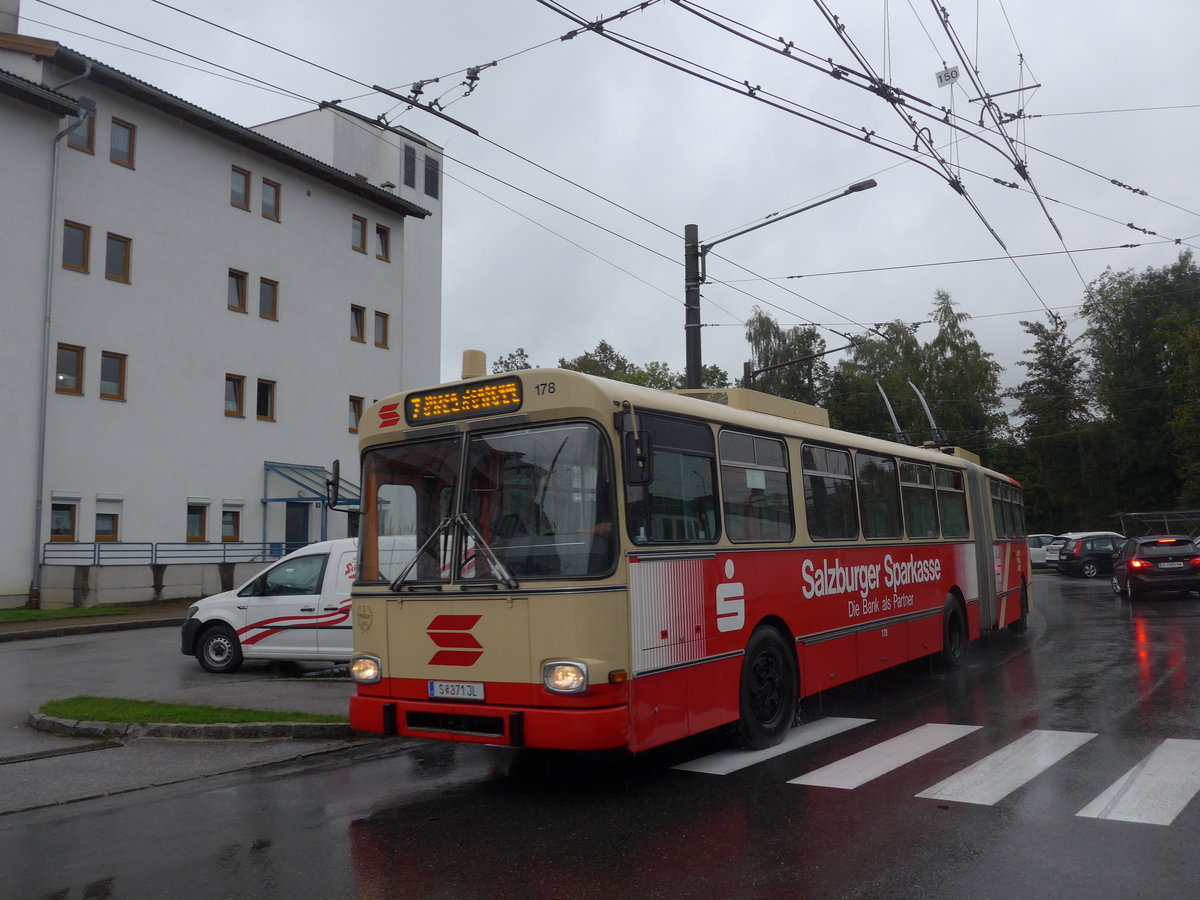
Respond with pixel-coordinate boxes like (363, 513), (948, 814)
(824, 320), (926, 440)
(492, 347), (534, 373)
(742, 307), (829, 405)
(559, 340), (729, 389)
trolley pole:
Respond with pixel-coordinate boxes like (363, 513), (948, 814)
(684, 223), (702, 389)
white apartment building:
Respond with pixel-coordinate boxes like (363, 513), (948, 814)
(0, 28), (443, 608)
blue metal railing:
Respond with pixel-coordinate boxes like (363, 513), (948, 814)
(41, 542), (287, 566)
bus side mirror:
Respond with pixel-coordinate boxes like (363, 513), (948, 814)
(623, 431), (653, 485)
(326, 460), (342, 509)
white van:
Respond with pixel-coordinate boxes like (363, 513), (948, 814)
(180, 538), (358, 673)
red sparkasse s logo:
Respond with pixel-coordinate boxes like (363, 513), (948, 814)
(378, 403), (402, 428)
(427, 614), (483, 666)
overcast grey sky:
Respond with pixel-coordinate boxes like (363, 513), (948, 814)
(19, 0), (1200, 401)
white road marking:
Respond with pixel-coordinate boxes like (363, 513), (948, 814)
(789, 723), (982, 789)
(1077, 739), (1200, 826)
(672, 717), (873, 776)
(916, 729), (1097, 806)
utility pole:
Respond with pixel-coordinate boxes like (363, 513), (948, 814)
(684, 224), (702, 389)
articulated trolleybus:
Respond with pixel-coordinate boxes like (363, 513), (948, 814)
(346, 353), (1030, 753)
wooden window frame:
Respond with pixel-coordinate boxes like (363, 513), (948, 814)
(261, 178), (281, 221)
(374, 311), (389, 348)
(105, 233), (132, 283)
(68, 113), (94, 153)
(256, 378), (276, 422)
(50, 503), (77, 542)
(186, 504), (207, 543)
(99, 351), (127, 401)
(95, 512), (120, 542)
(228, 270), (247, 312)
(258, 278), (278, 320)
(231, 166), (251, 210)
(55, 344), (84, 395)
(62, 221), (90, 273)
(224, 374), (245, 417)
(221, 509), (241, 542)
(352, 215), (367, 253)
(349, 395), (363, 433)
(110, 118), (136, 168)
(375, 224), (390, 261)
(351, 305), (366, 343)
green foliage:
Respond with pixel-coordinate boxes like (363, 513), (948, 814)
(41, 696), (347, 724)
(558, 340), (729, 389)
(492, 347), (534, 372)
(742, 308), (829, 404)
(0, 606), (131, 623)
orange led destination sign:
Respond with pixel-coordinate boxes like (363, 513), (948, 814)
(404, 377), (523, 425)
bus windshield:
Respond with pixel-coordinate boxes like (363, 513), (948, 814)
(359, 422), (616, 585)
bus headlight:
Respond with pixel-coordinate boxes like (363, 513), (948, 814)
(349, 654), (382, 684)
(543, 660), (588, 694)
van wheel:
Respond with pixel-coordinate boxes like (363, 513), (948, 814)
(941, 598), (968, 669)
(738, 627), (798, 750)
(198, 624), (244, 674)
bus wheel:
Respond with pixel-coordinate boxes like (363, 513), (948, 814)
(941, 598), (968, 669)
(738, 627), (798, 750)
(1008, 581), (1029, 635)
(198, 624), (244, 674)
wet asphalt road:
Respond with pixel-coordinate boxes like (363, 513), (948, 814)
(4, 572), (1200, 899)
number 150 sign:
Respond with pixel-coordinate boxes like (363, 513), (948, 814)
(936, 66), (960, 88)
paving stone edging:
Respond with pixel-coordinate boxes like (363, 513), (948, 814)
(28, 711), (358, 741)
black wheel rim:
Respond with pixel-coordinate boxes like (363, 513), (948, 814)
(947, 609), (964, 656)
(749, 649), (786, 724)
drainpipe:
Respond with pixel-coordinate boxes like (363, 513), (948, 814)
(30, 71), (92, 608)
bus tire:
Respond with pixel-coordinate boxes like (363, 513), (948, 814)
(940, 598), (968, 669)
(738, 626), (798, 750)
(1008, 580), (1029, 635)
(197, 624), (244, 674)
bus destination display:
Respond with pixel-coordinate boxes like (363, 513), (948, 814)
(405, 377), (523, 425)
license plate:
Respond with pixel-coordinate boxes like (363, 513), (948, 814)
(428, 680), (485, 701)
(1159, 561), (1185, 569)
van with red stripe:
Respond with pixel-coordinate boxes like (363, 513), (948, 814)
(180, 538), (357, 673)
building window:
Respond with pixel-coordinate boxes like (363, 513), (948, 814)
(424, 154), (440, 199)
(100, 351), (126, 400)
(351, 305), (365, 342)
(68, 112), (94, 152)
(62, 221), (90, 272)
(222, 510), (240, 542)
(105, 233), (131, 282)
(110, 118), (135, 168)
(231, 166), (250, 209)
(50, 503), (77, 542)
(352, 215), (367, 252)
(375, 224), (390, 261)
(259, 278), (278, 319)
(224, 374), (245, 417)
(374, 311), (389, 348)
(262, 178), (280, 221)
(56, 344), (84, 395)
(349, 395), (363, 433)
(187, 504), (207, 542)
(95, 512), (119, 542)
(256, 379), (275, 421)
(228, 270), (247, 312)
(403, 144), (416, 187)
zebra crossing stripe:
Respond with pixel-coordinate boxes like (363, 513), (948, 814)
(1077, 739), (1200, 826)
(916, 729), (1097, 806)
(672, 717), (873, 776)
(789, 723), (981, 789)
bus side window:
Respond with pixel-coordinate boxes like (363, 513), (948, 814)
(625, 414), (718, 544)
(802, 444), (858, 540)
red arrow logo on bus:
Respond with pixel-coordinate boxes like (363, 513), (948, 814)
(378, 403), (402, 428)
(427, 614), (483, 666)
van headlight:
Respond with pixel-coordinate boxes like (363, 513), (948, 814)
(543, 660), (588, 694)
(349, 654), (382, 684)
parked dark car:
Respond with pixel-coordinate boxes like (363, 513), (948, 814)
(1057, 534), (1124, 578)
(1110, 536), (1200, 599)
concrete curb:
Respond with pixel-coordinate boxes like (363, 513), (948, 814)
(0, 616), (188, 643)
(28, 711), (363, 741)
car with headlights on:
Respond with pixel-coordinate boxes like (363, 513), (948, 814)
(1110, 536), (1200, 600)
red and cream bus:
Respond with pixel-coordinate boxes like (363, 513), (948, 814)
(345, 356), (1030, 753)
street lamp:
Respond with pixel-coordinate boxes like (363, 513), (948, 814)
(683, 178), (878, 389)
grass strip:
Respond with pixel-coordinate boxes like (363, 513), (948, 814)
(41, 695), (347, 725)
(0, 607), (133, 624)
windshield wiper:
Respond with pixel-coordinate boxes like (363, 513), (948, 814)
(455, 513), (520, 590)
(389, 516), (455, 591)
